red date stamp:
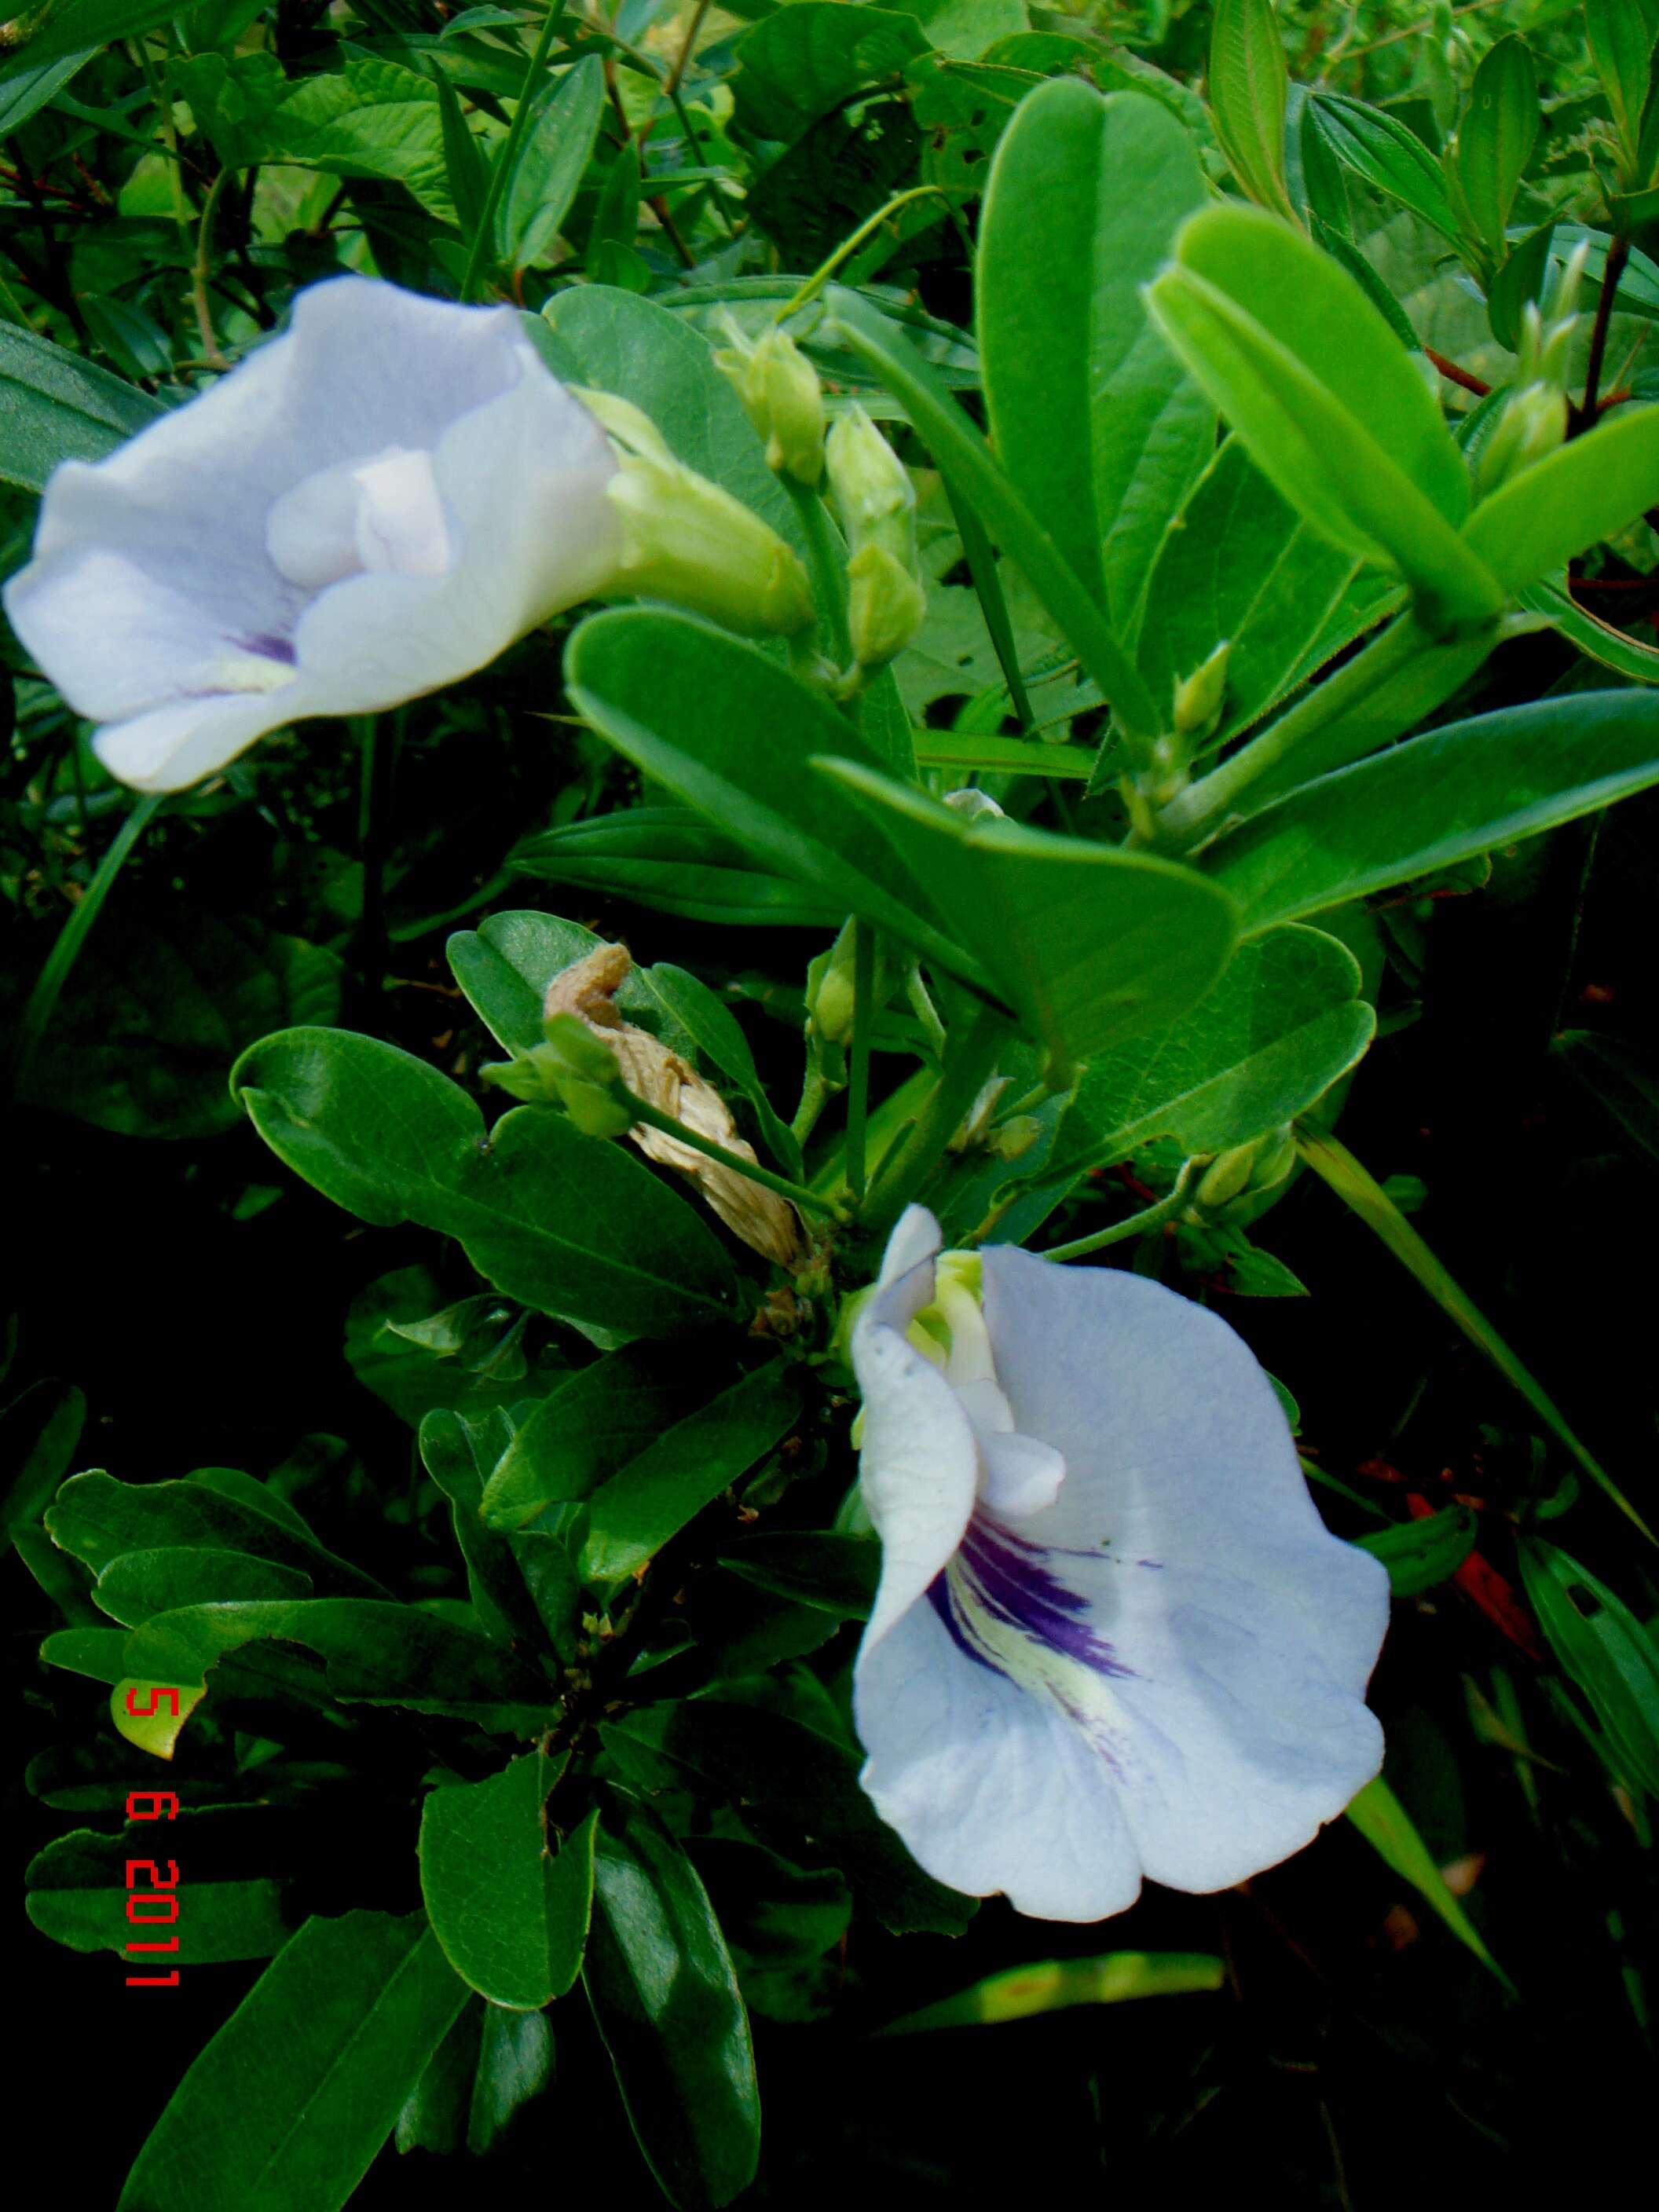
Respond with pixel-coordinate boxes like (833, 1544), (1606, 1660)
(123, 1685), (184, 1989)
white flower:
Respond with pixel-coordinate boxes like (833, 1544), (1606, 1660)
(4, 276), (621, 793)
(851, 1207), (1388, 1921)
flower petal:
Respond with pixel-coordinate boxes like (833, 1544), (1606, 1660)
(287, 339), (618, 714)
(92, 689), (306, 791)
(978, 1245), (1388, 1889)
(851, 1206), (979, 1647)
(854, 1595), (1142, 1920)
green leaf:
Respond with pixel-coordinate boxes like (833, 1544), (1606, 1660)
(816, 756), (1238, 1082)
(978, 80), (1211, 633)
(881, 1950), (1224, 2033)
(497, 54), (602, 269)
(1346, 1777), (1511, 1986)
(481, 1346), (692, 1530)
(566, 609), (969, 977)
(1519, 1538), (1659, 1798)
(0, 322), (167, 494)
(731, 3), (928, 142)
(824, 286), (1165, 744)
(617, 1698), (976, 1936)
(467, 2002), (554, 2154)
(635, 964), (802, 1176)
(174, 53), (459, 220)
(13, 912), (341, 1139)
(46, 1470), (383, 1598)
(0, 1379), (84, 1547)
(427, 53), (489, 236)
(1462, 408), (1659, 595)
(1305, 92), (1457, 242)
(234, 1027), (742, 1340)
(0, 2), (189, 79)
(1447, 35), (1537, 264)
(117, 1911), (469, 2212)
(1588, 0), (1657, 176)
(419, 1752), (595, 2008)
(0, 46), (91, 131)
(1207, 0), (1295, 222)
(1295, 1126), (1651, 1544)
(27, 1815), (290, 1963)
(1144, 207), (1502, 632)
(511, 808), (846, 929)
(718, 1531), (879, 1618)
(93, 1547), (315, 1627)
(580, 1361), (800, 1582)
(1518, 573), (1659, 684)
(1049, 925), (1373, 1178)
(535, 284), (806, 560)
(40, 1624), (130, 1683)
(585, 1788), (760, 2212)
(1136, 437), (1402, 749)
(1206, 690), (1659, 933)
(120, 1597), (552, 1733)
(1357, 1506), (1479, 1596)
(418, 1408), (546, 1646)
(1554, 1027), (1659, 1159)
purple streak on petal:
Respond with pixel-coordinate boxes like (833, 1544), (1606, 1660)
(961, 1517), (1135, 1678)
(234, 631), (297, 665)
(926, 1574), (998, 1675)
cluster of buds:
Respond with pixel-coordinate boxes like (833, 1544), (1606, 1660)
(714, 317), (928, 690)
(1475, 240), (1590, 496)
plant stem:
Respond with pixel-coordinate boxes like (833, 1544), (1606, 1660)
(1042, 1160), (1199, 1263)
(1295, 1122), (1654, 1544)
(862, 1002), (1007, 1235)
(9, 793), (165, 1103)
(624, 1093), (845, 1220)
(1577, 235), (1629, 433)
(192, 163), (234, 370)
(845, 921), (875, 1206)
(1155, 612), (1478, 849)
(775, 185), (955, 321)
(783, 478), (851, 669)
(460, 1), (566, 302)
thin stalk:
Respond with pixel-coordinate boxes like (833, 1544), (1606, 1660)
(460, 2), (566, 302)
(624, 1092), (845, 1220)
(783, 477), (851, 669)
(845, 921), (875, 1207)
(1155, 613), (1447, 849)
(1577, 235), (1629, 432)
(775, 186), (955, 322)
(9, 793), (165, 1101)
(903, 964), (947, 1060)
(665, 0), (711, 98)
(862, 1003), (1007, 1235)
(1295, 1123), (1654, 1544)
(791, 1062), (832, 1147)
(192, 163), (234, 370)
(1042, 1160), (1199, 1263)
(942, 474), (1034, 731)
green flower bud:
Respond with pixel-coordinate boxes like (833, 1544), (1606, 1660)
(577, 387), (814, 637)
(806, 921), (859, 1049)
(1475, 381), (1568, 496)
(987, 1113), (1042, 1162)
(1173, 638), (1232, 740)
(846, 541), (928, 671)
(713, 319), (826, 486)
(482, 1013), (635, 1137)
(1192, 1123), (1298, 1218)
(826, 405), (918, 571)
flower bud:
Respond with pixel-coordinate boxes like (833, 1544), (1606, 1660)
(1173, 638), (1232, 740)
(806, 921), (860, 1049)
(1192, 1123), (1298, 1218)
(845, 542), (928, 672)
(576, 387), (814, 638)
(826, 405), (917, 569)
(1474, 381), (1568, 496)
(713, 318), (826, 486)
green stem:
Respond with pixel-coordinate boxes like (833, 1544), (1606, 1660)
(1159, 610), (1495, 849)
(775, 186), (954, 322)
(845, 921), (875, 1207)
(1041, 1160), (1199, 1263)
(791, 1061), (832, 1146)
(460, 2), (566, 302)
(192, 163), (235, 369)
(783, 477), (851, 670)
(625, 1093), (845, 1220)
(862, 1003), (1008, 1236)
(941, 475), (1034, 732)
(9, 793), (165, 1102)
(1295, 1123), (1654, 1544)
(903, 963), (947, 1060)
